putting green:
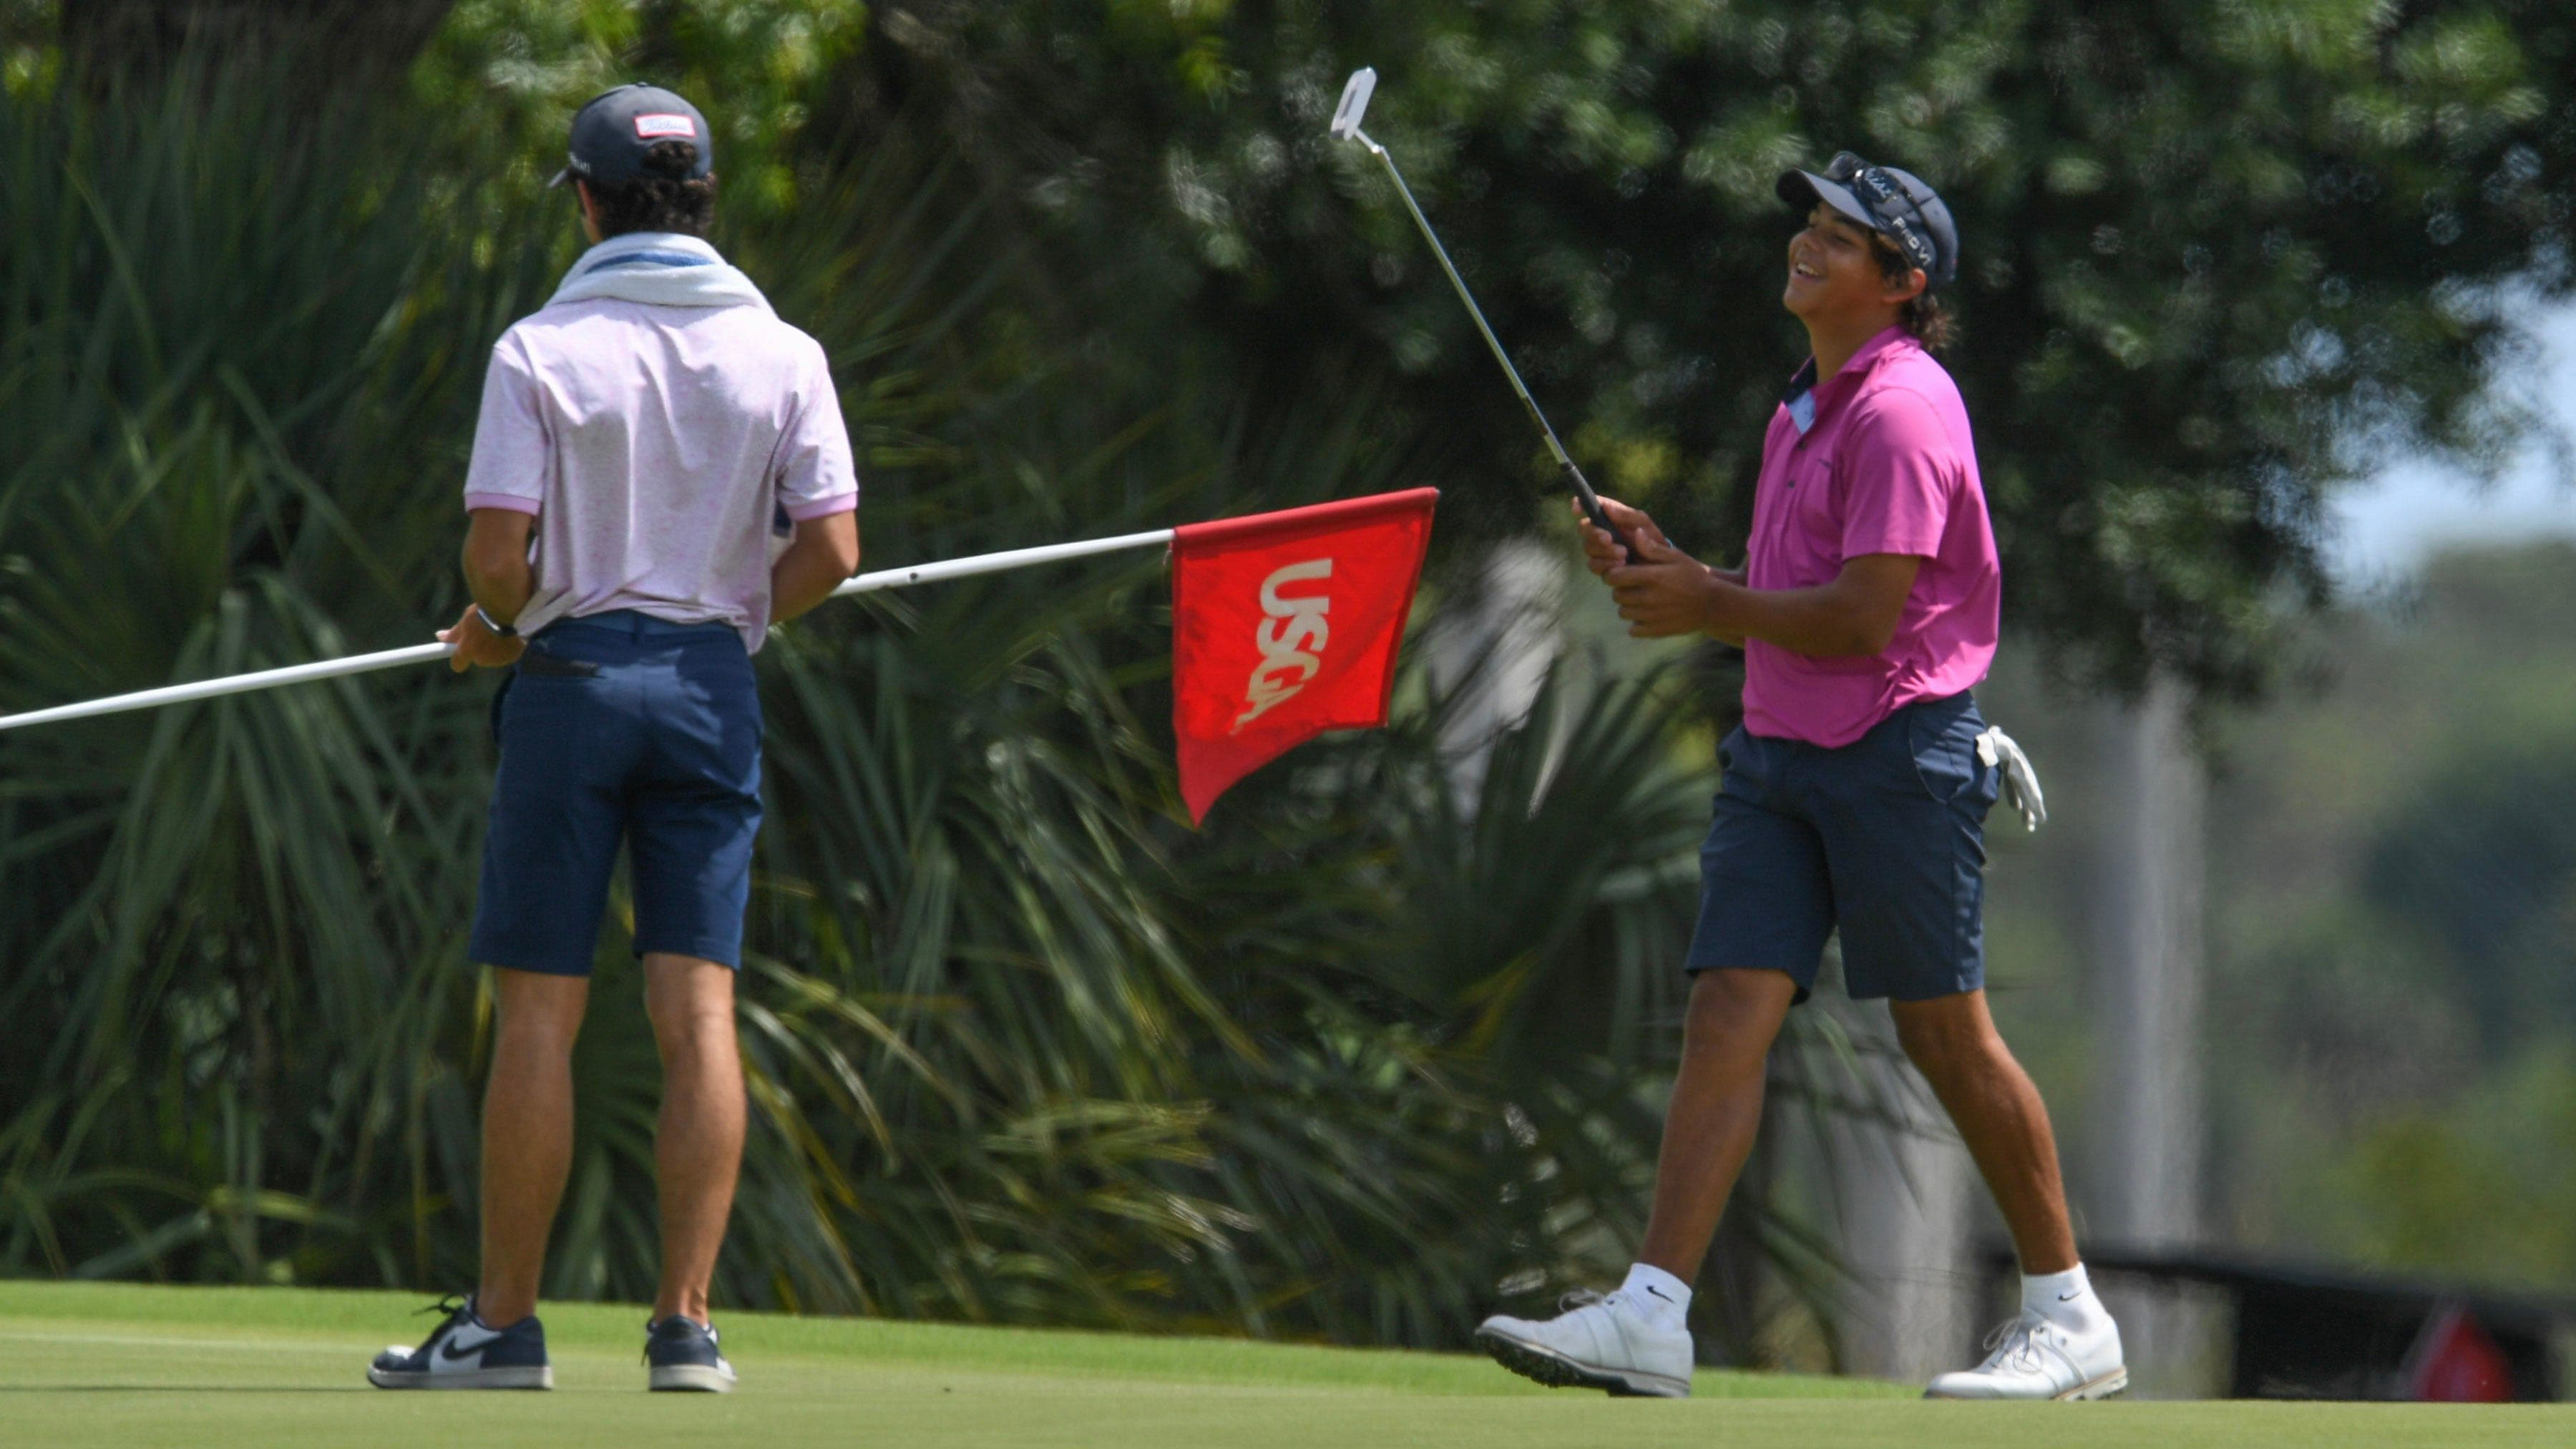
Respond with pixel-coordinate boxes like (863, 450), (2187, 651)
(0, 1282), (2566, 1448)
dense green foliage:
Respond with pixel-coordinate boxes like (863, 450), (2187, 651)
(829, 0), (2576, 693)
(0, 24), (1728, 1355)
(5, 0), (2576, 1366)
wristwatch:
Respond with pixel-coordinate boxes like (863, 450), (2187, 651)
(473, 604), (519, 638)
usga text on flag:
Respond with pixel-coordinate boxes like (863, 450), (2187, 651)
(1235, 558), (1332, 730)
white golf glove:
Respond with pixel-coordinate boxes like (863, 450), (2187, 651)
(1974, 726), (2047, 832)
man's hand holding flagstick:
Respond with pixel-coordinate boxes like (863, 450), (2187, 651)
(438, 605), (528, 673)
(0, 489), (1443, 826)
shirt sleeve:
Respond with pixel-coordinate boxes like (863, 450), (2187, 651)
(461, 336), (549, 517)
(1838, 388), (1953, 560)
(774, 338), (859, 522)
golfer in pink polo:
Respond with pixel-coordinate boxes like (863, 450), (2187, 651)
(1475, 154), (2127, 1401)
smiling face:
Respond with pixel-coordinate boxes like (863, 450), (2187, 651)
(1782, 205), (1924, 328)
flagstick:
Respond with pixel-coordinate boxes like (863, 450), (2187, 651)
(0, 641), (460, 735)
(0, 530), (1179, 735)
(828, 527), (1171, 597)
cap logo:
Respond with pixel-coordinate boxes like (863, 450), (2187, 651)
(634, 114), (697, 140)
(1845, 162), (1938, 273)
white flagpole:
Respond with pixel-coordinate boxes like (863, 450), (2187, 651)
(0, 529), (1177, 735)
(0, 642), (458, 734)
(828, 527), (1171, 597)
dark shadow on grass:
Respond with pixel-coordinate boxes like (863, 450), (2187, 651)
(0, 1385), (369, 1393)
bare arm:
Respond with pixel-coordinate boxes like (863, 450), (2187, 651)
(439, 507), (537, 672)
(1707, 565), (1750, 647)
(1696, 554), (1918, 657)
(462, 508), (537, 619)
(769, 510), (862, 625)
(1578, 496), (1920, 658)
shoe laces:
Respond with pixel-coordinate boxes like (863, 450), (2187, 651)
(1976, 1313), (2054, 1374)
(418, 1293), (473, 1323)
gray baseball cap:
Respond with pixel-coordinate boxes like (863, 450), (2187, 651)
(1777, 152), (1958, 292)
(549, 84), (714, 190)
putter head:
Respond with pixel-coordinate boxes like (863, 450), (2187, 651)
(1329, 67), (1376, 142)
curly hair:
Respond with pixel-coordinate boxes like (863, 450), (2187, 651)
(1869, 234), (1954, 351)
(586, 140), (717, 238)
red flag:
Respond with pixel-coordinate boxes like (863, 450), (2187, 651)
(2408, 1307), (2514, 1401)
(1171, 488), (1438, 823)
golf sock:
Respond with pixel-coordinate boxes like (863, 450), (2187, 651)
(1620, 1263), (1692, 1324)
(2023, 1264), (2109, 1338)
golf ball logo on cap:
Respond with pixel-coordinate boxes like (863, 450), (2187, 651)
(634, 114), (698, 140)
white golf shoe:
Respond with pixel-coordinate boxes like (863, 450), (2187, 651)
(1474, 1289), (1693, 1398)
(1923, 1308), (2127, 1400)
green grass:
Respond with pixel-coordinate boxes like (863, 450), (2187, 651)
(0, 1282), (2568, 1448)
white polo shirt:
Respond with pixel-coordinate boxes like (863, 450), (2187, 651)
(462, 245), (857, 653)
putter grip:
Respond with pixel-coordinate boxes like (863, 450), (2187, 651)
(1564, 464), (1646, 565)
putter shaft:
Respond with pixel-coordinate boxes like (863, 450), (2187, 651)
(1355, 130), (1640, 560)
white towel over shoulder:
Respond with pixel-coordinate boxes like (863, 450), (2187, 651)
(545, 232), (772, 313)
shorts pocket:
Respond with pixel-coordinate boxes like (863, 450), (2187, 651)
(517, 650), (601, 678)
(494, 655), (605, 751)
(1906, 706), (1989, 805)
(1717, 726), (1769, 804)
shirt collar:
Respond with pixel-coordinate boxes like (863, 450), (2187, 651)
(574, 231), (723, 273)
(1781, 324), (1913, 436)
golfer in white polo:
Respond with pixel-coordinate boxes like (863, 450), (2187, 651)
(367, 82), (860, 1393)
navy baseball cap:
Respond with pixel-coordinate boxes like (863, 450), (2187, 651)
(1777, 152), (1958, 291)
(549, 84), (713, 190)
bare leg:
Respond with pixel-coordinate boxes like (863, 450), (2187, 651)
(643, 952), (745, 1326)
(1636, 969), (1802, 1281)
(477, 968), (590, 1326)
(1889, 990), (2078, 1274)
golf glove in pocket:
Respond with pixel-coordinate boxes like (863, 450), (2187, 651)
(1974, 726), (2047, 832)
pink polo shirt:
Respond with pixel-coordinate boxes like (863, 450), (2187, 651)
(1740, 326), (1999, 747)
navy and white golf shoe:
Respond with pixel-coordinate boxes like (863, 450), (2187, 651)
(367, 1294), (554, 1390)
(645, 1314), (736, 1392)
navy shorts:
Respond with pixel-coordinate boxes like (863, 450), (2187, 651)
(1687, 692), (2000, 1003)
(469, 610), (763, 977)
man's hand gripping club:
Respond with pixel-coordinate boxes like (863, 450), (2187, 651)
(1575, 497), (1921, 659)
(1576, 497), (1745, 644)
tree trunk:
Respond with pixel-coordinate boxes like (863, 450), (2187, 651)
(2093, 674), (2205, 1250)
(2090, 673), (2217, 1395)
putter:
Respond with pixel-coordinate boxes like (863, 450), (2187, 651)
(1329, 67), (1644, 563)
